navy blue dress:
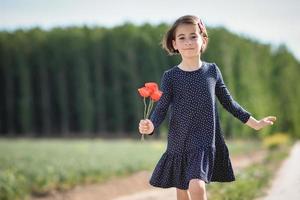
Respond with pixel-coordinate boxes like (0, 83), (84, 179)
(149, 61), (251, 190)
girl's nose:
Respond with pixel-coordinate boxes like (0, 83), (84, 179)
(185, 39), (192, 45)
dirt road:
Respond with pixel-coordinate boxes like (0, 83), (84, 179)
(262, 142), (300, 200)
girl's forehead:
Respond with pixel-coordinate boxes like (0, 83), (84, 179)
(175, 23), (200, 35)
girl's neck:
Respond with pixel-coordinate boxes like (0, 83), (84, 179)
(179, 57), (202, 71)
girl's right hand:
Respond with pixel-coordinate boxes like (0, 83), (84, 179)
(139, 119), (154, 135)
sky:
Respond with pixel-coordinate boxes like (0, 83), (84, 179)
(1, 0), (300, 61)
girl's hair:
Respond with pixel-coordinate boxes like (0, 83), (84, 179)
(162, 15), (209, 55)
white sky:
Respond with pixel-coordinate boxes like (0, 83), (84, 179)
(1, 0), (300, 60)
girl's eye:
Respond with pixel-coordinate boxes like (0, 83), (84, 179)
(191, 36), (198, 39)
(179, 37), (185, 40)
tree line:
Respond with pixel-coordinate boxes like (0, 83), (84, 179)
(0, 23), (299, 138)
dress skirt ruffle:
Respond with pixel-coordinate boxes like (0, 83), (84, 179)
(149, 143), (235, 190)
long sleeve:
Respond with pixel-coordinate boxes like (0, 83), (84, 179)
(149, 71), (173, 135)
(214, 64), (251, 123)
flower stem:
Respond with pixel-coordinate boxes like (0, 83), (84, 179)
(146, 99), (153, 119)
(146, 99), (150, 119)
(148, 100), (154, 118)
(142, 97), (147, 141)
(143, 97), (147, 119)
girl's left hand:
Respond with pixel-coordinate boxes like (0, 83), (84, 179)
(255, 116), (277, 130)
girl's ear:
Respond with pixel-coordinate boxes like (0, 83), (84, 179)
(200, 36), (206, 53)
(201, 35), (206, 46)
(201, 36), (207, 47)
(172, 39), (177, 50)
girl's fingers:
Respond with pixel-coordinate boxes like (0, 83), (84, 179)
(139, 126), (148, 130)
(139, 120), (148, 127)
(144, 120), (150, 124)
(265, 116), (276, 125)
(139, 119), (152, 134)
(139, 124), (149, 129)
(268, 116), (277, 122)
(262, 116), (276, 123)
(262, 117), (276, 126)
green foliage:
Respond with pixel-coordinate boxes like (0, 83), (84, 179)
(0, 139), (166, 199)
(0, 170), (28, 200)
(0, 24), (299, 137)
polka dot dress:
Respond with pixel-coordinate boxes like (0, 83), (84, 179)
(149, 61), (251, 190)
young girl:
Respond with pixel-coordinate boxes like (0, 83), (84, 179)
(138, 15), (276, 200)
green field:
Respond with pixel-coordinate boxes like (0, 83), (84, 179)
(0, 138), (167, 199)
(0, 138), (290, 200)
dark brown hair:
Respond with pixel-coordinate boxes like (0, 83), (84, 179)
(161, 15), (209, 55)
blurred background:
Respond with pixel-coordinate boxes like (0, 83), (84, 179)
(0, 0), (299, 200)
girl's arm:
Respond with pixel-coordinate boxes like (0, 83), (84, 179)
(149, 71), (173, 135)
(214, 64), (277, 130)
(214, 64), (251, 123)
(245, 116), (277, 130)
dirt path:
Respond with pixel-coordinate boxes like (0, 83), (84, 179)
(31, 150), (266, 200)
(261, 142), (300, 200)
(31, 171), (153, 200)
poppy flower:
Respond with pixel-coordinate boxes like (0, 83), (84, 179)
(137, 82), (163, 141)
(151, 90), (163, 102)
(145, 82), (158, 94)
(138, 87), (151, 97)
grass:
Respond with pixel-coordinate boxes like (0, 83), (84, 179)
(226, 139), (262, 155)
(0, 138), (165, 200)
(0, 138), (291, 200)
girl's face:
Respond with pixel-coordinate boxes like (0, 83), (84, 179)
(172, 23), (204, 58)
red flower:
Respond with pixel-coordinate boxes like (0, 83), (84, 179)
(138, 87), (151, 97)
(145, 82), (158, 94)
(137, 82), (163, 141)
(151, 90), (163, 102)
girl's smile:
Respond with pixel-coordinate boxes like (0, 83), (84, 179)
(183, 48), (195, 50)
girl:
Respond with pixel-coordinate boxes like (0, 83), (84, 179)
(138, 15), (276, 200)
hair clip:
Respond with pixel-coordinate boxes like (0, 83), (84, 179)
(198, 19), (206, 34)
